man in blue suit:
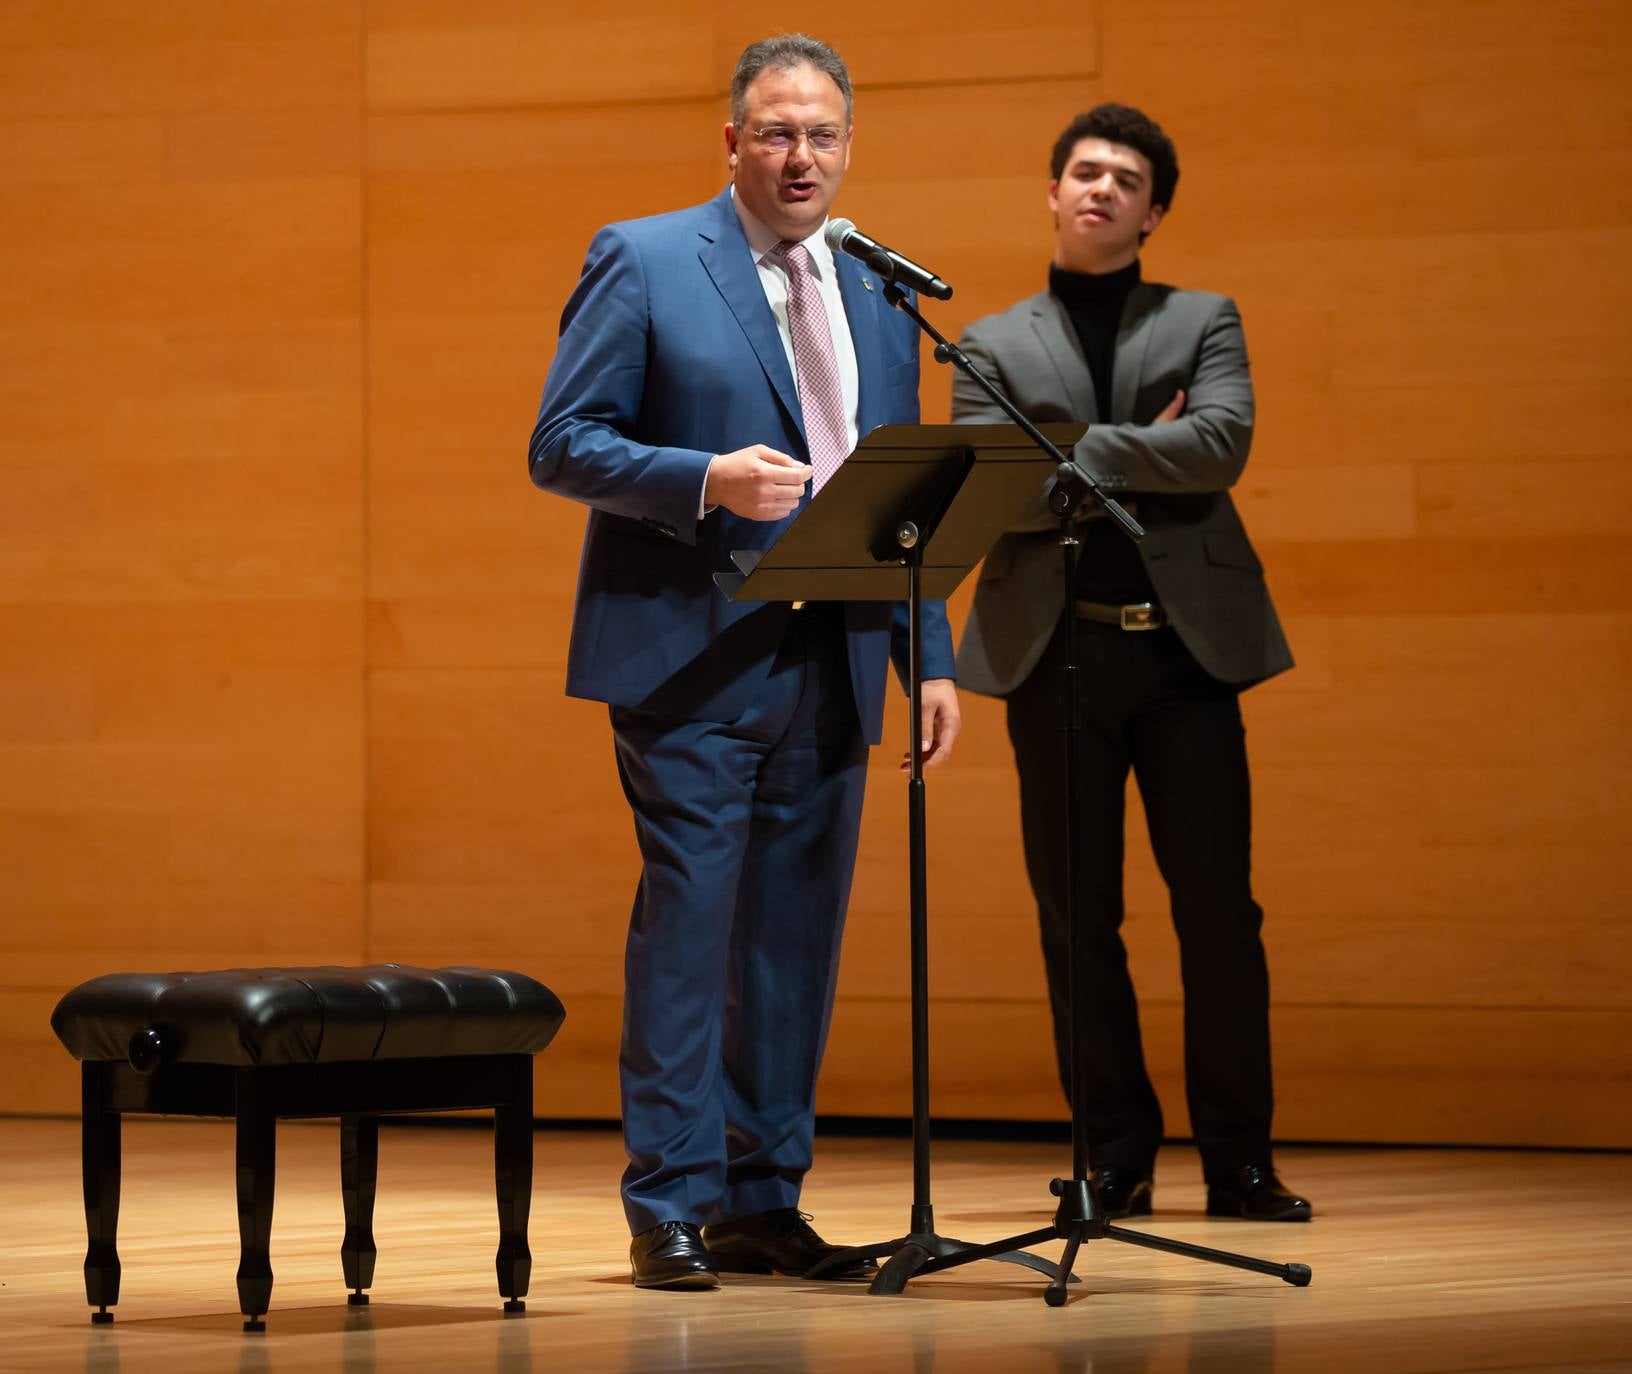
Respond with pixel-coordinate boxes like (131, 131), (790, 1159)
(529, 34), (959, 1290)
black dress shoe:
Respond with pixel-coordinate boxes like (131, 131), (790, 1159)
(702, 1209), (877, 1280)
(630, 1221), (720, 1289)
(1206, 1165), (1312, 1221)
(1090, 1167), (1154, 1219)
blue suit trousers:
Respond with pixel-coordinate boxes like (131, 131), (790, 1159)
(610, 607), (868, 1233)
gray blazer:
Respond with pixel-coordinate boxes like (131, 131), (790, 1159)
(952, 282), (1293, 697)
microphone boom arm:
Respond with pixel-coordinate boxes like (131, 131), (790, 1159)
(877, 282), (1143, 539)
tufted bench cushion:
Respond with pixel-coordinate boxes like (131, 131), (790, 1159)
(52, 964), (564, 1069)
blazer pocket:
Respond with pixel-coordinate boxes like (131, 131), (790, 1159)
(887, 358), (917, 390)
(1203, 529), (1264, 574)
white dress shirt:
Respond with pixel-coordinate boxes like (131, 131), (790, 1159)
(733, 189), (861, 455)
(698, 190), (862, 515)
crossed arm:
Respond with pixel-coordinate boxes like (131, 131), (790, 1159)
(950, 295), (1254, 533)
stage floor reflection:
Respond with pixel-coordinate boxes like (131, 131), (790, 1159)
(3, 1117), (1627, 1373)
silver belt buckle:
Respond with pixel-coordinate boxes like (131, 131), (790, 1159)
(1120, 602), (1159, 631)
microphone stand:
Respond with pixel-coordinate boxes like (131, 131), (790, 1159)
(831, 279), (1311, 1304)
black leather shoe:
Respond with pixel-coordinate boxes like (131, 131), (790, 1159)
(630, 1221), (720, 1289)
(1090, 1167), (1154, 1219)
(1206, 1165), (1312, 1221)
(702, 1209), (877, 1280)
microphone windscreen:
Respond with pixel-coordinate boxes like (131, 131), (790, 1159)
(823, 218), (855, 251)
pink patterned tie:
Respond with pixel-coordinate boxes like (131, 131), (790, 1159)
(770, 241), (849, 494)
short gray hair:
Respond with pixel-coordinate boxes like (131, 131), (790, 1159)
(730, 34), (853, 128)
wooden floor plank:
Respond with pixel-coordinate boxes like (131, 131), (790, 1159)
(1, 1118), (1627, 1372)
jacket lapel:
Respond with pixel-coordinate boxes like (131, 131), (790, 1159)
(1029, 292), (1097, 420)
(696, 189), (805, 444)
(1110, 283), (1160, 424)
(834, 254), (884, 435)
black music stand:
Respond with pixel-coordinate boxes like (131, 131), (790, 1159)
(814, 286), (1312, 1304)
(718, 420), (1087, 1288)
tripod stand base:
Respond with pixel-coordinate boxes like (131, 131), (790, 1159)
(805, 1230), (1074, 1293)
(869, 1232), (1069, 1296)
(918, 1178), (1313, 1305)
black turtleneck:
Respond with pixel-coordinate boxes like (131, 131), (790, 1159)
(1049, 258), (1141, 424)
(1047, 259), (1156, 605)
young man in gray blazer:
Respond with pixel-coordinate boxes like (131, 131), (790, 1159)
(953, 104), (1310, 1221)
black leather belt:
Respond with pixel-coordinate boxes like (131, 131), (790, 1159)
(1075, 600), (1165, 630)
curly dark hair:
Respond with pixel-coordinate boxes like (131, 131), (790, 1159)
(1050, 103), (1179, 213)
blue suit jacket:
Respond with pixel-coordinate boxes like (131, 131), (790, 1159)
(529, 187), (953, 744)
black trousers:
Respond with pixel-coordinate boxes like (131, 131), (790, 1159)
(1004, 616), (1274, 1177)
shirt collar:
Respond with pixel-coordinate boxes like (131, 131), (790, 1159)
(730, 185), (836, 281)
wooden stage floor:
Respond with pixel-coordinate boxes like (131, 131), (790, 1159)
(1, 1118), (1627, 1373)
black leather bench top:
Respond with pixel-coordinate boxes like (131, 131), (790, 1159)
(52, 965), (565, 1068)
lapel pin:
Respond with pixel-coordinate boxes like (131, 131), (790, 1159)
(863, 277), (874, 292)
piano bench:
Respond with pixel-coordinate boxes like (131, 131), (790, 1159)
(50, 964), (566, 1331)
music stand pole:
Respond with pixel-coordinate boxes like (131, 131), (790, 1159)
(868, 494), (1063, 1290)
(723, 426), (1071, 1290)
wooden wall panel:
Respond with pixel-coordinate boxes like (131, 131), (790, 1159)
(819, 1000), (1632, 1148)
(0, 5), (368, 1102)
(355, 0), (1631, 1148)
(3, 2), (1628, 1149)
(366, 1), (719, 111)
(359, 89), (716, 1091)
(713, 5), (1101, 88)
(514, 993), (1632, 1150)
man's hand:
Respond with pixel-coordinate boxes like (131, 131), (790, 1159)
(901, 678), (961, 772)
(705, 446), (813, 520)
(1153, 388), (1187, 423)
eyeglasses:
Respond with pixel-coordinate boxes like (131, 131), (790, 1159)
(749, 124), (846, 153)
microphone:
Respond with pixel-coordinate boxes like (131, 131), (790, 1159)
(824, 219), (953, 301)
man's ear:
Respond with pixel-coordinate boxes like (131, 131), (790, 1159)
(1142, 203), (1166, 237)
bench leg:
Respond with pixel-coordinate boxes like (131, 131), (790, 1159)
(340, 1114), (379, 1304)
(493, 1057), (533, 1313)
(82, 1063), (121, 1324)
(234, 1074), (276, 1332)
